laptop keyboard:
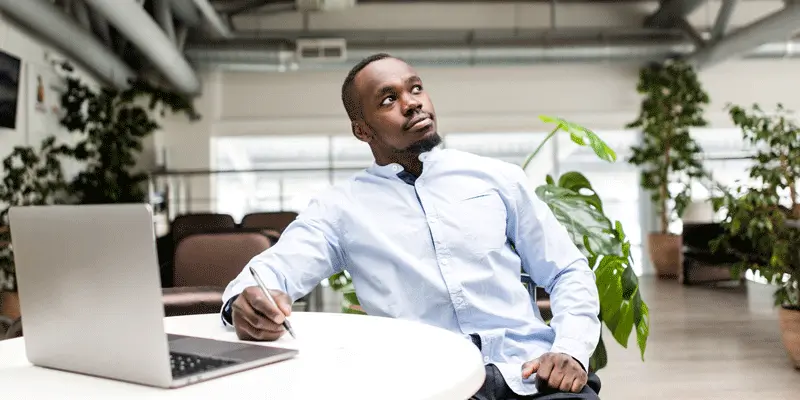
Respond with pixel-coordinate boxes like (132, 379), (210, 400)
(170, 352), (238, 379)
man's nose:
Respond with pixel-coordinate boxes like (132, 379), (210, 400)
(403, 96), (422, 115)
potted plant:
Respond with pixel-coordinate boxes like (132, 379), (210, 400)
(329, 117), (650, 372)
(711, 103), (800, 368)
(0, 136), (73, 319)
(626, 59), (711, 278)
(59, 77), (198, 204)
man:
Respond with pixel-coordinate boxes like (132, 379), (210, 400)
(220, 53), (602, 400)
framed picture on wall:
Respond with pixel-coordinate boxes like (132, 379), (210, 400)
(0, 49), (21, 130)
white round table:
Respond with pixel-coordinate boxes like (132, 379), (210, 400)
(0, 312), (486, 399)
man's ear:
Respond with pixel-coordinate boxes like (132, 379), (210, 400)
(352, 120), (371, 143)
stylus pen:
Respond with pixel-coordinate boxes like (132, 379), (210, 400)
(249, 266), (296, 339)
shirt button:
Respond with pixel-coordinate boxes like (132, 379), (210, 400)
(441, 259), (448, 265)
(484, 356), (490, 362)
(392, 165), (400, 171)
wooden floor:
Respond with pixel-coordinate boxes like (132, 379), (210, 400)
(599, 277), (800, 399)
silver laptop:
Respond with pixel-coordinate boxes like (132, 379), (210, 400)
(8, 204), (298, 388)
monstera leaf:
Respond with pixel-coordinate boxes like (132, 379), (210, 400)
(532, 116), (650, 371)
(535, 172), (619, 257)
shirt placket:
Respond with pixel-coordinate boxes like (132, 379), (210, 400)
(414, 177), (469, 331)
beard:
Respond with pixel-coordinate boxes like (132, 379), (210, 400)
(400, 132), (442, 154)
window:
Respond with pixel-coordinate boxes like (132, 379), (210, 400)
(213, 130), (645, 274)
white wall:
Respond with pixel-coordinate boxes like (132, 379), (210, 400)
(0, 14), (103, 181)
(157, 56), (800, 216)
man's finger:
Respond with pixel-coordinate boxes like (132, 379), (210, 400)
(559, 374), (574, 392)
(243, 287), (287, 324)
(234, 312), (284, 341)
(272, 290), (293, 316)
(535, 356), (554, 381)
(547, 367), (564, 390)
(233, 295), (285, 332)
(570, 375), (586, 393)
(521, 359), (539, 379)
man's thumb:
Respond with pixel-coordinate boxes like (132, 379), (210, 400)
(521, 359), (540, 379)
(272, 291), (293, 316)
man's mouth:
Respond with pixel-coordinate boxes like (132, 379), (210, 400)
(405, 114), (432, 131)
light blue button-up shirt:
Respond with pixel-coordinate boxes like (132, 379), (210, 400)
(221, 146), (600, 396)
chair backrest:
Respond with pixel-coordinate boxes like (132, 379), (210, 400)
(173, 231), (272, 287)
(171, 213), (236, 245)
(3, 317), (22, 339)
(240, 211), (298, 233)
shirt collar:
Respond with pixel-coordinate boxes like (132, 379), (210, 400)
(366, 146), (442, 180)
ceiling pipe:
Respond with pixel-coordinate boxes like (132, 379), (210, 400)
(185, 39), (800, 71)
(0, 0), (136, 89)
(84, 0), (201, 95)
(169, 0), (202, 27)
(192, 0), (234, 38)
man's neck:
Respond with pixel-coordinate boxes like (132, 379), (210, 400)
(397, 156), (423, 177)
(374, 151), (424, 176)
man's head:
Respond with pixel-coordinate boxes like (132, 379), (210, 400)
(341, 53), (441, 163)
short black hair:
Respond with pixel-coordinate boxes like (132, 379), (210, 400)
(341, 53), (395, 121)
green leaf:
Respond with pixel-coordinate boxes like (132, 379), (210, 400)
(607, 299), (635, 347)
(589, 333), (608, 372)
(539, 115), (617, 162)
(636, 302), (650, 360)
(557, 171), (604, 213)
(622, 265), (638, 300)
(595, 256), (624, 320)
(536, 182), (619, 257)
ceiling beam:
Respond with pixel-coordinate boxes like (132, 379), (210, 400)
(711, 0), (737, 41)
(193, 0), (234, 38)
(645, 0), (706, 29)
(686, 2), (800, 69)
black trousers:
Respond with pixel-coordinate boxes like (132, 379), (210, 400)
(468, 334), (601, 400)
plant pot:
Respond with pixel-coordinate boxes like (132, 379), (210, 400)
(647, 233), (682, 279)
(779, 305), (800, 369)
(0, 291), (20, 320)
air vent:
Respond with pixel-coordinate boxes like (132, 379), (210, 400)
(295, 39), (347, 61)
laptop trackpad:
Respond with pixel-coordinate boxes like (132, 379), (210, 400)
(169, 334), (259, 357)
(168, 334), (295, 362)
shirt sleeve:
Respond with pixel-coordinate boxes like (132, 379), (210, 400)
(502, 165), (601, 371)
(220, 195), (346, 326)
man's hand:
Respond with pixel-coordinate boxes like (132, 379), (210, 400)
(521, 352), (587, 393)
(231, 286), (292, 341)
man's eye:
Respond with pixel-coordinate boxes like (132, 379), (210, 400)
(381, 96), (395, 106)
(411, 85), (422, 94)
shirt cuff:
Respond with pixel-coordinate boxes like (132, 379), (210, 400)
(550, 337), (593, 372)
(220, 294), (239, 327)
